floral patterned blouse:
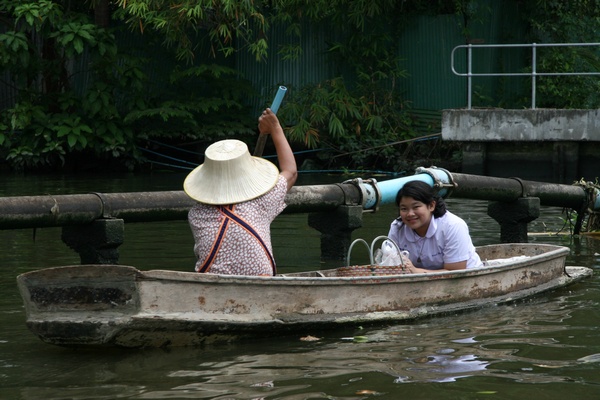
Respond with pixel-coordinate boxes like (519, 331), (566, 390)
(188, 175), (288, 275)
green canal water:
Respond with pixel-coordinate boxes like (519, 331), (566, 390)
(1, 172), (599, 399)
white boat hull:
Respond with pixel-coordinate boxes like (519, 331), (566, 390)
(17, 243), (593, 347)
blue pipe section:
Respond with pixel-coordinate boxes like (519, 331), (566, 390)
(365, 167), (453, 209)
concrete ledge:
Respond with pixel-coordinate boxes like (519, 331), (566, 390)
(442, 109), (600, 141)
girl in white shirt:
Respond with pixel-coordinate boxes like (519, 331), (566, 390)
(387, 180), (483, 273)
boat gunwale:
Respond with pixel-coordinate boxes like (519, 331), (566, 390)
(16, 243), (570, 286)
(137, 243), (569, 284)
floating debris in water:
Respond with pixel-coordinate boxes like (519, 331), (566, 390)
(300, 335), (321, 341)
(534, 364), (563, 369)
(577, 353), (600, 364)
(356, 389), (380, 395)
(341, 336), (369, 343)
(250, 381), (274, 388)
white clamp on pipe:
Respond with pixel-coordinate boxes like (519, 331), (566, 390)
(342, 178), (382, 212)
(414, 166), (456, 198)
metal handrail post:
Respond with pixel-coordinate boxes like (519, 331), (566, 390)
(468, 44), (473, 109)
(531, 43), (537, 109)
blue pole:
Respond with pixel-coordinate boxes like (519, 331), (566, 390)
(270, 86), (287, 114)
(253, 86), (288, 156)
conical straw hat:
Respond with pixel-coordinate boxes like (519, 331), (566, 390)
(183, 139), (279, 205)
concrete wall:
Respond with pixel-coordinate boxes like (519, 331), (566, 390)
(442, 109), (600, 183)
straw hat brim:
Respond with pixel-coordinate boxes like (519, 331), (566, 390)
(183, 155), (279, 205)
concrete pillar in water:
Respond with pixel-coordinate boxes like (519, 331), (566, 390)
(461, 142), (487, 176)
(487, 197), (540, 243)
(552, 142), (579, 183)
(308, 205), (364, 261)
(61, 219), (124, 264)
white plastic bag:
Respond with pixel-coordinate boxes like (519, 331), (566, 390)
(375, 239), (403, 266)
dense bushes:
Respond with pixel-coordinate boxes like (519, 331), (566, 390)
(1, 1), (599, 172)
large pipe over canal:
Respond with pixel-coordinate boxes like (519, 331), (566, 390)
(0, 167), (597, 230)
(375, 167), (599, 211)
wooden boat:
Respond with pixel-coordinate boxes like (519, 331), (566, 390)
(17, 243), (592, 348)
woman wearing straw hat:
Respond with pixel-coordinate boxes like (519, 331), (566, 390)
(183, 108), (297, 276)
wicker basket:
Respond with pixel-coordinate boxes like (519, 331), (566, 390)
(342, 236), (408, 276)
(335, 264), (409, 277)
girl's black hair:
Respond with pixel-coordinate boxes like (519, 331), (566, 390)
(395, 180), (447, 218)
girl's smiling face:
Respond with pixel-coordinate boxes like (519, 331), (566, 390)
(398, 196), (435, 237)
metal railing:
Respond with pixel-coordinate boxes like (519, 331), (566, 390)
(451, 43), (600, 109)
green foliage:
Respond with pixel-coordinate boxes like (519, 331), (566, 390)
(522, 0), (600, 108)
(0, 1), (257, 171)
(113, 0), (270, 62)
(124, 64), (256, 142)
(281, 77), (414, 171)
(3, 0), (595, 172)
(273, 0), (415, 171)
(0, 1), (143, 170)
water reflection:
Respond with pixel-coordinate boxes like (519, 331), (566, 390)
(12, 292), (598, 400)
